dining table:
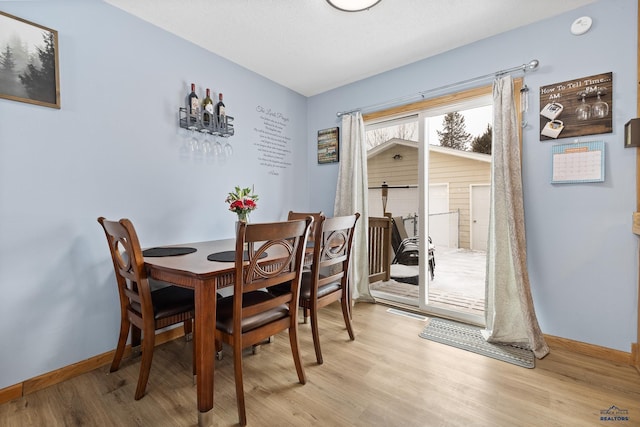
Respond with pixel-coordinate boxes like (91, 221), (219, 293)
(143, 237), (311, 426)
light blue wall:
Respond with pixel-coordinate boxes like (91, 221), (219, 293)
(308, 0), (638, 352)
(0, 0), (637, 392)
(0, 1), (308, 389)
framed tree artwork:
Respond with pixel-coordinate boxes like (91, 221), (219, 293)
(0, 11), (60, 109)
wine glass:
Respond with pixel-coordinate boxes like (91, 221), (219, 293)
(179, 135), (191, 160)
(189, 133), (200, 152)
(201, 130), (213, 154)
(213, 135), (223, 157)
(223, 139), (233, 157)
(592, 91), (609, 119)
(575, 93), (590, 121)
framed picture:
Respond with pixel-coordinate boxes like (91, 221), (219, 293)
(0, 11), (60, 109)
(317, 127), (339, 164)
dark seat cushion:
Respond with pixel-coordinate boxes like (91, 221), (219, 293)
(130, 285), (194, 320)
(216, 291), (288, 334)
(268, 282), (291, 297)
(269, 273), (341, 300)
(299, 273), (340, 301)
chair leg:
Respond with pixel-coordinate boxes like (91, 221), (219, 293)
(215, 339), (223, 360)
(134, 328), (155, 400)
(309, 308), (323, 365)
(131, 325), (142, 354)
(110, 317), (130, 372)
(183, 318), (193, 342)
(288, 323), (306, 384)
(341, 297), (355, 341)
(232, 339), (247, 426)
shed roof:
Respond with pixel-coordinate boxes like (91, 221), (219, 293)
(367, 138), (491, 163)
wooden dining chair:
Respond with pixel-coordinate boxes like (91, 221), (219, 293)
(97, 217), (195, 400)
(215, 218), (313, 426)
(261, 211), (325, 300)
(301, 213), (360, 365)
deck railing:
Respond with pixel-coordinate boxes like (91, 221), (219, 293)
(368, 214), (391, 283)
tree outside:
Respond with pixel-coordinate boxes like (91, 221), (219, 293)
(471, 124), (492, 155)
(437, 112), (471, 151)
(366, 122), (417, 150)
(366, 105), (492, 151)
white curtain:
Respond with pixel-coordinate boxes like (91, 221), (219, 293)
(483, 76), (549, 359)
(334, 112), (374, 302)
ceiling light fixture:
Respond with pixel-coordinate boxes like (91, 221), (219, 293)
(326, 0), (381, 12)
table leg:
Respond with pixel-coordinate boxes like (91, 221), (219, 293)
(198, 410), (214, 427)
(195, 282), (216, 426)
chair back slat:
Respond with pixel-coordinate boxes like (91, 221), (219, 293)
(288, 211), (324, 243)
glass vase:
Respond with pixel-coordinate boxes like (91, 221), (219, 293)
(237, 212), (248, 223)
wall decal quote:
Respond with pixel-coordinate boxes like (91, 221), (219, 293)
(253, 105), (292, 175)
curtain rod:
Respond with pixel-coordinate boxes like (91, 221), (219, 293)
(336, 59), (539, 117)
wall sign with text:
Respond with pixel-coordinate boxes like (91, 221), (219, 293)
(539, 72), (612, 141)
(317, 127), (339, 164)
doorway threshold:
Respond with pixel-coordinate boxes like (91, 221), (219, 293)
(372, 294), (485, 327)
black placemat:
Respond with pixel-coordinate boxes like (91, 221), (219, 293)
(143, 247), (197, 257)
(207, 250), (268, 262)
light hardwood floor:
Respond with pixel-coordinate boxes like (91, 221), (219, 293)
(1, 302), (639, 426)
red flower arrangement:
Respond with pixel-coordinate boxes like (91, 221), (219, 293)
(225, 186), (258, 222)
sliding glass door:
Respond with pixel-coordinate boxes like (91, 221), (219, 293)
(367, 93), (492, 326)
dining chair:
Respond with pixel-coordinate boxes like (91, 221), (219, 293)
(97, 217), (195, 400)
(262, 212), (324, 296)
(301, 213), (360, 365)
(215, 218), (313, 426)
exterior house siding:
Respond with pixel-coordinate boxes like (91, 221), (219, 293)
(367, 139), (490, 249)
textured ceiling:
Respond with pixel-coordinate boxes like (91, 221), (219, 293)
(105, 0), (596, 96)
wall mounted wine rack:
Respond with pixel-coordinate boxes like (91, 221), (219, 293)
(178, 107), (235, 137)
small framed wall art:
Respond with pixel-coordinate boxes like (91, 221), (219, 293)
(0, 11), (60, 109)
(317, 127), (339, 164)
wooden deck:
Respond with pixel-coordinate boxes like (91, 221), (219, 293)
(370, 247), (486, 317)
(370, 280), (485, 316)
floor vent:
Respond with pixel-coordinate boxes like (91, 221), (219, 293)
(386, 308), (428, 321)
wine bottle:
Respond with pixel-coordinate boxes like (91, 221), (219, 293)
(187, 83), (199, 124)
(215, 93), (226, 128)
(202, 88), (214, 126)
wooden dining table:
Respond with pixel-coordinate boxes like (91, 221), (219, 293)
(144, 238), (237, 427)
(144, 237), (308, 426)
